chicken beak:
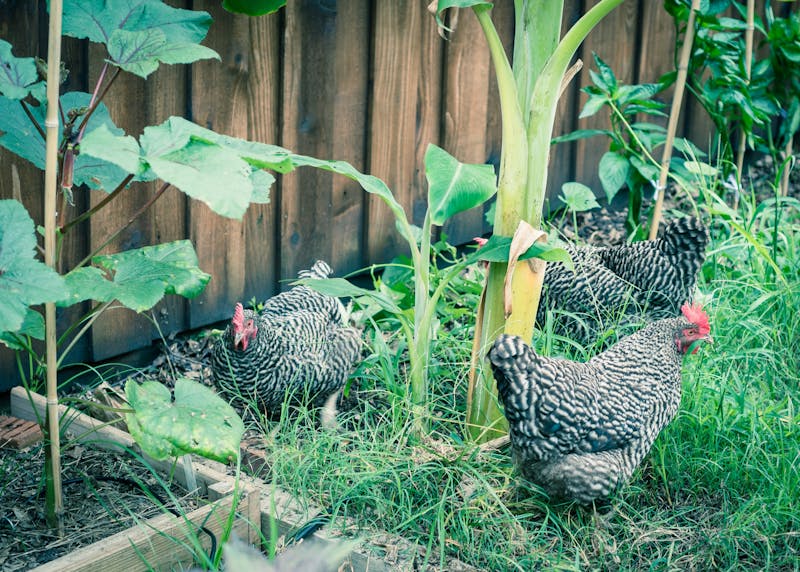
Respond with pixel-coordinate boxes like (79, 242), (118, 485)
(233, 331), (245, 350)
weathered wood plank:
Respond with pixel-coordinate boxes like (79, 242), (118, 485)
(573, 0), (640, 196)
(440, 8), (491, 246)
(367, 0), (444, 262)
(280, 0), (370, 280)
(188, 2), (249, 327)
(242, 14), (281, 304)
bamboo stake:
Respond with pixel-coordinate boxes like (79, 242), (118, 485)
(733, 0), (755, 210)
(649, 0), (702, 240)
(43, 0), (64, 532)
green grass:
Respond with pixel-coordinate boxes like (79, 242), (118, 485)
(251, 200), (800, 571)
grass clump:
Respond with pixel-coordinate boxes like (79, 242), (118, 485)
(252, 194), (799, 570)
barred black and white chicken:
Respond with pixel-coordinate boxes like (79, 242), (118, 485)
(211, 261), (361, 416)
(489, 302), (712, 504)
(538, 217), (709, 343)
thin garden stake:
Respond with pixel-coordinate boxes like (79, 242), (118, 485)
(649, 0), (702, 240)
(43, 0), (64, 532)
(733, 0), (755, 210)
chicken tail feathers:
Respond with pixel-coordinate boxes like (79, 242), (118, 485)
(659, 217), (709, 257)
(298, 260), (334, 280)
(488, 335), (539, 413)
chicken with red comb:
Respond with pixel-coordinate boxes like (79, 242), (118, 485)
(489, 305), (712, 503)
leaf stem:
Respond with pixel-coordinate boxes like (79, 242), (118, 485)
(61, 174), (135, 234)
(76, 66), (120, 141)
(75, 181), (171, 268)
(20, 100), (47, 140)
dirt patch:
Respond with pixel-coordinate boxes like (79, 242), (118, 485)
(0, 441), (202, 571)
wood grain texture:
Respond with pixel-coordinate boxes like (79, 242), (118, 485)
(188, 2), (248, 327)
(280, 0), (370, 281)
(440, 8), (491, 245)
(242, 15), (281, 304)
(367, 0), (443, 262)
(574, 0), (640, 195)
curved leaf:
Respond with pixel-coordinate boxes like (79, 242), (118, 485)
(598, 151), (630, 203)
(424, 143), (497, 226)
(223, 0), (286, 16)
(0, 39), (44, 100)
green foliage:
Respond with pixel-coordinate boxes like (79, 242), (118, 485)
(61, 0), (219, 78)
(0, 39), (45, 101)
(60, 240), (210, 311)
(553, 53), (704, 236)
(125, 377), (244, 463)
(664, 0), (799, 183)
(0, 200), (66, 343)
(222, 0), (286, 17)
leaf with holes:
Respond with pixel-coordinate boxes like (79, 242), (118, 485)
(125, 377), (244, 462)
(60, 240), (210, 312)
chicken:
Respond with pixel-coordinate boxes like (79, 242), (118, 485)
(488, 302), (711, 504)
(211, 261), (361, 416)
(538, 217), (709, 343)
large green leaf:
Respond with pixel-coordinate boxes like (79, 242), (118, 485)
(125, 377), (244, 463)
(0, 92), (132, 192)
(106, 28), (219, 79)
(60, 240), (209, 312)
(62, 0), (218, 78)
(0, 200), (67, 339)
(80, 117), (291, 218)
(0, 308), (44, 349)
(0, 39), (44, 101)
(299, 277), (402, 314)
(598, 151), (630, 203)
(559, 182), (600, 213)
(424, 144), (497, 226)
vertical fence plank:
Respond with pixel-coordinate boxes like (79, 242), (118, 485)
(573, 0), (640, 196)
(440, 9), (491, 246)
(188, 3), (252, 327)
(368, 1), (443, 262)
(280, 0), (370, 281)
(242, 15), (281, 304)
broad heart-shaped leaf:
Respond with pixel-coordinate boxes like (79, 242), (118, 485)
(106, 28), (219, 79)
(63, 0), (212, 45)
(598, 151), (630, 203)
(559, 182), (600, 213)
(0, 39), (44, 100)
(59, 240), (210, 311)
(424, 144), (497, 226)
(125, 378), (244, 463)
(0, 200), (67, 338)
(0, 91), (131, 192)
(81, 117), (291, 218)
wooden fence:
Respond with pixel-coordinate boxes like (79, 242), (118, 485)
(0, 0), (736, 386)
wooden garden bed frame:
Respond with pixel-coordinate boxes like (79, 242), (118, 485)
(10, 388), (474, 571)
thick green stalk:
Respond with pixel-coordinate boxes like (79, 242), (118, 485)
(409, 210), (434, 435)
(467, 0), (626, 442)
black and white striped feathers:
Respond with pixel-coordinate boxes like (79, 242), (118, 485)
(211, 261), (361, 414)
(539, 216), (709, 343)
(489, 303), (711, 503)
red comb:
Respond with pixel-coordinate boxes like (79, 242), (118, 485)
(681, 302), (710, 335)
(232, 303), (244, 329)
